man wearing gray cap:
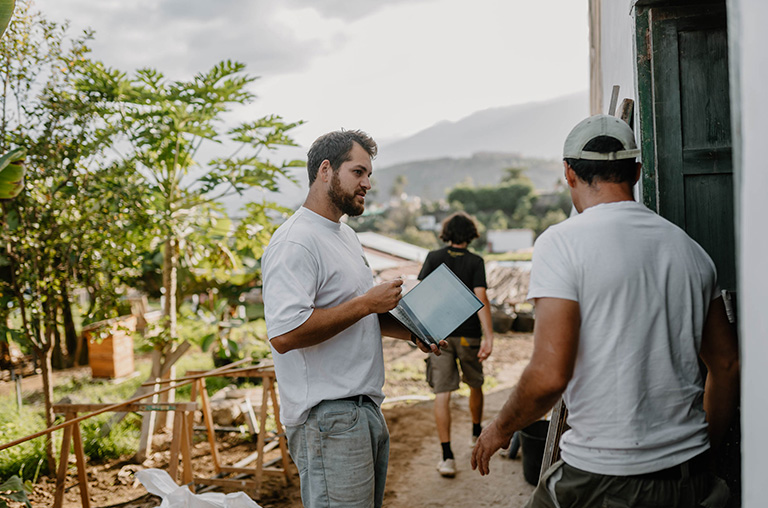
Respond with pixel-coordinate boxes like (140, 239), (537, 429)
(471, 115), (739, 507)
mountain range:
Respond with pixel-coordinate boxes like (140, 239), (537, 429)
(229, 91), (589, 213)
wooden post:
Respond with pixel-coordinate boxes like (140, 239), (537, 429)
(181, 411), (194, 487)
(53, 413), (76, 508)
(268, 377), (291, 485)
(253, 377), (270, 495)
(154, 365), (176, 432)
(198, 378), (221, 473)
(540, 399), (569, 480)
(71, 419), (90, 508)
(168, 409), (183, 482)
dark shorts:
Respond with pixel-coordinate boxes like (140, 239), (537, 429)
(426, 335), (483, 393)
(525, 456), (730, 508)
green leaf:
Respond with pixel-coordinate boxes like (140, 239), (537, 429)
(0, 0), (15, 39)
(200, 332), (216, 352)
(0, 475), (32, 508)
(0, 147), (26, 200)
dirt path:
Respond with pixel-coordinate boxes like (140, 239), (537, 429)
(381, 336), (536, 508)
(7, 332), (537, 507)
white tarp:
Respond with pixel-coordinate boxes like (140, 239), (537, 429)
(135, 469), (261, 508)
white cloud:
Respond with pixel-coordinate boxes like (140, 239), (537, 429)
(32, 0), (589, 146)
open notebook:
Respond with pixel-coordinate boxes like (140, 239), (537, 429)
(389, 263), (483, 347)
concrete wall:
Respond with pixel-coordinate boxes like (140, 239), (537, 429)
(728, 1), (768, 506)
(596, 1), (637, 115)
(487, 229), (534, 253)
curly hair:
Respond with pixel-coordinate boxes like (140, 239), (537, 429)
(440, 212), (479, 245)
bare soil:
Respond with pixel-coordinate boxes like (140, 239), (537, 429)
(7, 332), (536, 507)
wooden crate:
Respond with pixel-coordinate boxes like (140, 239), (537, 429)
(84, 315), (137, 379)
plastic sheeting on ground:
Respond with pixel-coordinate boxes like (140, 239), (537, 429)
(135, 468), (262, 508)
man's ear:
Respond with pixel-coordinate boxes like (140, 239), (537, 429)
(318, 159), (332, 182)
(563, 161), (577, 188)
(634, 162), (642, 184)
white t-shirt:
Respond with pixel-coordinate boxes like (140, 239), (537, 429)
(262, 207), (385, 426)
(528, 201), (718, 475)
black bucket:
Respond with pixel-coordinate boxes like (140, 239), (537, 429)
(520, 420), (549, 485)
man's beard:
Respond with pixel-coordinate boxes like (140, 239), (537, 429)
(328, 171), (365, 217)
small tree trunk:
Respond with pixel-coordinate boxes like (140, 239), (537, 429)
(162, 237), (178, 340)
(31, 315), (56, 476)
(39, 345), (56, 473)
(61, 289), (80, 366)
(51, 309), (64, 370)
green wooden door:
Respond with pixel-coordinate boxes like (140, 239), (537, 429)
(637, 4), (736, 291)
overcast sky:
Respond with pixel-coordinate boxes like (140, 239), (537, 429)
(32, 0), (589, 148)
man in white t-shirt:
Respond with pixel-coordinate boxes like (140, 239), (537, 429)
(262, 129), (443, 508)
(470, 115), (739, 507)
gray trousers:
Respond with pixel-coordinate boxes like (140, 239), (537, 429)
(525, 460), (730, 508)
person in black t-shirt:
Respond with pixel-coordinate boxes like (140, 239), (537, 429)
(418, 212), (494, 478)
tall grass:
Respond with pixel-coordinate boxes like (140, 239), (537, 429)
(0, 400), (51, 482)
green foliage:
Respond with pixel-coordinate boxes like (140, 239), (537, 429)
(0, 475), (33, 508)
(447, 180), (534, 218)
(0, 0), (16, 39)
(76, 57), (304, 345)
(0, 147), (26, 200)
(0, 401), (49, 482)
(484, 251), (533, 262)
(80, 413), (140, 462)
(0, 1), (150, 360)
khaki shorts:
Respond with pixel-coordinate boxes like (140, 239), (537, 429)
(426, 335), (483, 393)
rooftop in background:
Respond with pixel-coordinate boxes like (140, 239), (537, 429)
(357, 232), (429, 264)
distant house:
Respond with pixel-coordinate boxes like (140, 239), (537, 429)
(415, 215), (437, 231)
(356, 232), (429, 290)
(486, 229), (534, 254)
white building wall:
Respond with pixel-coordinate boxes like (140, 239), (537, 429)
(487, 229), (534, 253)
(729, 1), (768, 506)
(598, 1), (637, 114)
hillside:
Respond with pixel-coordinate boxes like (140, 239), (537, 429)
(227, 92), (588, 212)
(375, 91), (589, 168)
(368, 152), (562, 205)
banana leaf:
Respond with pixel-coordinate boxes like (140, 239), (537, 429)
(0, 0), (15, 38)
(0, 147), (25, 200)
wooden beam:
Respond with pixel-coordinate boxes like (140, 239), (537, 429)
(0, 362), (234, 453)
(140, 358), (254, 387)
(608, 85), (620, 116)
(53, 402), (197, 413)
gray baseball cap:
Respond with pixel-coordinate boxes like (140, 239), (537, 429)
(563, 114), (640, 161)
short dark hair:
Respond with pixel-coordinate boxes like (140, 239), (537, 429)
(564, 136), (637, 185)
(440, 212), (479, 245)
(306, 130), (377, 185)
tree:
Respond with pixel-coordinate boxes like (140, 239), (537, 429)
(0, 0), (148, 472)
(77, 60), (303, 443)
(79, 60), (302, 341)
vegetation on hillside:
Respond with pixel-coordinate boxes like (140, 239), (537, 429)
(349, 166), (571, 251)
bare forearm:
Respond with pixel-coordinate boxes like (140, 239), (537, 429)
(378, 313), (410, 340)
(478, 302), (494, 343)
(494, 363), (565, 439)
(271, 297), (371, 353)
(703, 361), (740, 450)
(699, 297), (740, 451)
